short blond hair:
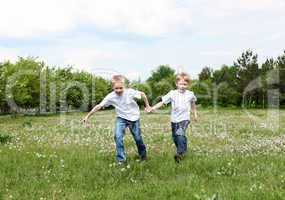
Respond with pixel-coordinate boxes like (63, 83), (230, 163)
(176, 72), (190, 84)
(111, 75), (125, 86)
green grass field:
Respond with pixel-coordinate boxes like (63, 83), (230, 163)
(1, 109), (285, 200)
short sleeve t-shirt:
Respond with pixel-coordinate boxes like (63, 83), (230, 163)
(162, 89), (197, 123)
(98, 88), (141, 121)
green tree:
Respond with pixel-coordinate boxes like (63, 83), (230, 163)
(234, 50), (260, 107)
(199, 66), (213, 81)
(260, 58), (275, 108)
(147, 65), (176, 103)
(2, 57), (43, 113)
(212, 65), (240, 106)
(191, 79), (212, 107)
(276, 51), (285, 106)
(131, 81), (152, 107)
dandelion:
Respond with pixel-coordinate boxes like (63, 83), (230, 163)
(130, 178), (136, 183)
(60, 159), (65, 168)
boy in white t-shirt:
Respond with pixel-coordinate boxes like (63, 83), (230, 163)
(82, 75), (151, 164)
(147, 72), (198, 163)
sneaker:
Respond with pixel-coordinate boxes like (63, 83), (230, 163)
(174, 154), (182, 163)
(140, 156), (147, 162)
(117, 160), (127, 166)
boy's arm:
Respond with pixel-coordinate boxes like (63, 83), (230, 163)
(82, 104), (103, 123)
(191, 101), (198, 122)
(139, 91), (151, 109)
(149, 101), (164, 112)
(149, 90), (171, 112)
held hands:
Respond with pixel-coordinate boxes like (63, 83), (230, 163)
(81, 116), (94, 128)
(81, 116), (89, 124)
(145, 106), (154, 113)
(193, 114), (198, 122)
(81, 116), (93, 128)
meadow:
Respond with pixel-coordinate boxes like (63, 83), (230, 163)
(1, 108), (285, 200)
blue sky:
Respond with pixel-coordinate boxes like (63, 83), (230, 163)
(1, 0), (285, 80)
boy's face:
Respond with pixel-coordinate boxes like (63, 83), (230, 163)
(176, 79), (188, 92)
(113, 82), (125, 96)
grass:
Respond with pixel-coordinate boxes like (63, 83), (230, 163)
(0, 108), (285, 199)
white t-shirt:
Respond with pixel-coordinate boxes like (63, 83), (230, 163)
(99, 88), (142, 121)
(162, 89), (197, 123)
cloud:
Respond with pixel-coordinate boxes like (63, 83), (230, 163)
(200, 50), (234, 56)
(197, 0), (285, 19)
(0, 0), (192, 38)
(215, 0), (285, 12)
(1, 0), (284, 80)
(0, 47), (21, 62)
(0, 0), (76, 38)
(62, 47), (128, 70)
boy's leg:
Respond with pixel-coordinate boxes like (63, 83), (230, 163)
(114, 117), (127, 162)
(129, 119), (147, 160)
(171, 120), (190, 155)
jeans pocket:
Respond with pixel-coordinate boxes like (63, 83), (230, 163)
(176, 127), (185, 136)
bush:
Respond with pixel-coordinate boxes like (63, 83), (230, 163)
(0, 132), (12, 144)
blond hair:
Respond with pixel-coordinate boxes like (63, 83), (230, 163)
(111, 75), (126, 86)
(176, 72), (190, 84)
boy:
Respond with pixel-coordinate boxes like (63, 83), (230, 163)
(82, 75), (151, 164)
(147, 72), (198, 163)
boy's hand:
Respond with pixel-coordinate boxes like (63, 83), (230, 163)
(193, 115), (198, 122)
(81, 116), (89, 124)
(81, 116), (94, 128)
(145, 106), (154, 113)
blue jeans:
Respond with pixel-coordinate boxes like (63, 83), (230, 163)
(171, 120), (190, 155)
(114, 117), (147, 162)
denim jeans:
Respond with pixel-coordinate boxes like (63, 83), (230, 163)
(171, 120), (190, 155)
(114, 117), (147, 162)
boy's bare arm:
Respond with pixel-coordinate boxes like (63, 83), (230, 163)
(151, 101), (164, 111)
(191, 101), (198, 121)
(140, 91), (151, 109)
(82, 104), (103, 123)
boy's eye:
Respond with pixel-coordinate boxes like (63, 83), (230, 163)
(115, 87), (123, 90)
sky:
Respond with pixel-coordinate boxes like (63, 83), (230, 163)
(0, 0), (285, 80)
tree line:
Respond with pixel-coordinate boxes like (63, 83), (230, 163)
(0, 50), (284, 114)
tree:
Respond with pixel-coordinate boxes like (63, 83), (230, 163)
(147, 65), (175, 83)
(199, 66), (213, 81)
(0, 61), (9, 113)
(147, 65), (176, 103)
(212, 65), (240, 106)
(260, 58), (275, 108)
(276, 51), (285, 106)
(191, 79), (212, 107)
(1, 57), (43, 112)
(131, 81), (152, 107)
(234, 50), (260, 107)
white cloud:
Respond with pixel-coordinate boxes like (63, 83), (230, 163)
(1, 0), (284, 80)
(0, 0), (76, 38)
(197, 0), (285, 19)
(216, 0), (285, 12)
(0, 47), (21, 62)
(61, 47), (128, 71)
(0, 0), (191, 38)
(200, 51), (234, 56)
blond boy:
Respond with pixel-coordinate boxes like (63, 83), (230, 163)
(83, 75), (151, 164)
(147, 73), (198, 163)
